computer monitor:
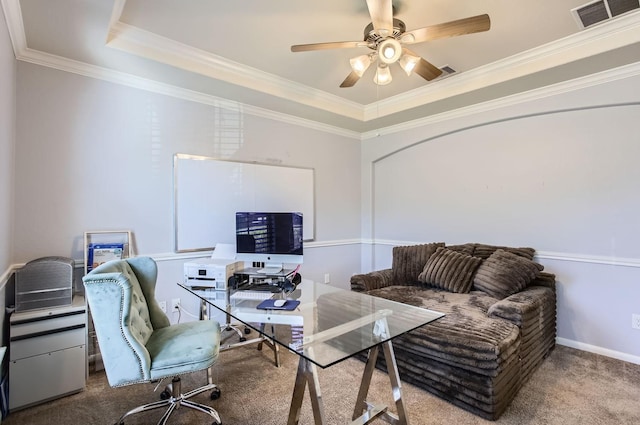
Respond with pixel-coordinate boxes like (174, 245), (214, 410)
(235, 212), (303, 271)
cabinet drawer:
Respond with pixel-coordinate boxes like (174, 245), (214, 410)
(10, 326), (86, 360)
(9, 345), (86, 410)
(10, 310), (85, 339)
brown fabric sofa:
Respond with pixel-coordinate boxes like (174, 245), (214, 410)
(350, 242), (556, 420)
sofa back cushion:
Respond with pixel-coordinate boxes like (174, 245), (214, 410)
(473, 249), (544, 298)
(418, 247), (483, 293)
(471, 244), (535, 260)
(392, 242), (445, 284)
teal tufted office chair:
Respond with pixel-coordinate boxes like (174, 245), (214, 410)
(83, 257), (222, 425)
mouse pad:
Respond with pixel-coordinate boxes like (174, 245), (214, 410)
(256, 299), (300, 310)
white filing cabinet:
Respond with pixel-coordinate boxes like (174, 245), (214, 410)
(9, 295), (87, 411)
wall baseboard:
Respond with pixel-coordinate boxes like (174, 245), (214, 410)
(557, 337), (640, 365)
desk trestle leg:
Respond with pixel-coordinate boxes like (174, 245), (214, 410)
(352, 341), (409, 425)
(288, 357), (326, 425)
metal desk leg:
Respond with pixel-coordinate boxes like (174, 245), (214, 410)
(287, 357), (326, 425)
(352, 341), (409, 425)
(257, 323), (280, 367)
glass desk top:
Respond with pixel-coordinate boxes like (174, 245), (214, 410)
(179, 281), (444, 369)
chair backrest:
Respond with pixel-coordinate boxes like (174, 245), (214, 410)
(83, 257), (170, 387)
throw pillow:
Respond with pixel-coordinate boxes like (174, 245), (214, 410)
(392, 242), (445, 284)
(418, 247), (483, 293)
(473, 249), (544, 299)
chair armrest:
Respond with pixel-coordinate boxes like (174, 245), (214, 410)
(350, 269), (394, 292)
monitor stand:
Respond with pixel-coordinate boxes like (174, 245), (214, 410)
(257, 263), (283, 274)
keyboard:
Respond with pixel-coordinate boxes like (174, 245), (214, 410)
(230, 291), (274, 301)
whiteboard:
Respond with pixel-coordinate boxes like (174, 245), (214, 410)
(174, 154), (315, 252)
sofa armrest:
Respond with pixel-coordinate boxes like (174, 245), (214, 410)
(350, 269), (394, 292)
(529, 271), (556, 290)
(488, 285), (556, 327)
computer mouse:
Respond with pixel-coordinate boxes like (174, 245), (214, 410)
(273, 299), (287, 307)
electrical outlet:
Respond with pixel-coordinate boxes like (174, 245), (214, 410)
(632, 314), (640, 330)
(324, 273), (330, 284)
(171, 298), (181, 311)
(159, 301), (167, 313)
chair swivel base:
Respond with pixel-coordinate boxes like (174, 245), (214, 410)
(115, 376), (221, 425)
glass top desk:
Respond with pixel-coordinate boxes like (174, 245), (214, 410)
(179, 280), (444, 425)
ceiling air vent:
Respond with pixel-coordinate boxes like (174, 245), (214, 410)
(571, 0), (639, 29)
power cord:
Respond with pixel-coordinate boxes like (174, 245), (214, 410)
(176, 303), (199, 321)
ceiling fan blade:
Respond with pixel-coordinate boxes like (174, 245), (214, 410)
(366, 0), (393, 33)
(414, 58), (443, 81)
(291, 41), (368, 52)
(403, 48), (443, 81)
(340, 71), (361, 88)
(402, 14), (491, 44)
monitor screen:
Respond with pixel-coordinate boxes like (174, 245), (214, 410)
(235, 212), (303, 266)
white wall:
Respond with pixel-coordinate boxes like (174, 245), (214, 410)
(360, 67), (640, 363)
(13, 62), (362, 321)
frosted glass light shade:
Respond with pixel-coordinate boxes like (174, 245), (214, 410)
(399, 53), (420, 76)
(349, 55), (373, 77)
(374, 65), (392, 85)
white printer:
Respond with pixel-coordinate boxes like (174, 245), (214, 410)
(184, 258), (242, 290)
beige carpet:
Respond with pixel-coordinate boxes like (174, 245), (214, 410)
(4, 335), (639, 425)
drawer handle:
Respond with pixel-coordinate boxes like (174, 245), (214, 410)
(10, 324), (86, 342)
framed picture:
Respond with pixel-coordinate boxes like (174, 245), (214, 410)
(83, 230), (133, 275)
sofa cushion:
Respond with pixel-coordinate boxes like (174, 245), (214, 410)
(472, 244), (535, 260)
(473, 250), (544, 299)
(418, 247), (483, 293)
(363, 285), (519, 369)
(392, 242), (444, 284)
(445, 243), (475, 255)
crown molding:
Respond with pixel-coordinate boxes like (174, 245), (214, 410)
(106, 21), (366, 122)
(365, 10), (640, 121)
(15, 46), (360, 139)
(104, 2), (640, 123)
(3, 0), (639, 140)
(361, 60), (640, 139)
(1, 0), (26, 56)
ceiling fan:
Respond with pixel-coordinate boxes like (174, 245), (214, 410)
(291, 0), (490, 87)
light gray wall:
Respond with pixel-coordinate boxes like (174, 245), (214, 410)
(13, 62), (362, 321)
(0, 2), (15, 276)
(360, 69), (640, 363)
(0, 4), (16, 347)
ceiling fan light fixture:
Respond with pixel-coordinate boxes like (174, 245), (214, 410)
(377, 38), (402, 64)
(374, 65), (392, 85)
(349, 54), (373, 77)
(399, 53), (420, 76)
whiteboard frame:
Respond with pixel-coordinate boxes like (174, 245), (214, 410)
(173, 154), (315, 253)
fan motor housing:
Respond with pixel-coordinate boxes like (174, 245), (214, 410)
(364, 18), (406, 47)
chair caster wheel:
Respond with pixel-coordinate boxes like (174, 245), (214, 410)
(244, 327), (251, 334)
(160, 388), (171, 400)
(239, 336), (247, 342)
(210, 387), (221, 400)
(212, 421), (221, 425)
